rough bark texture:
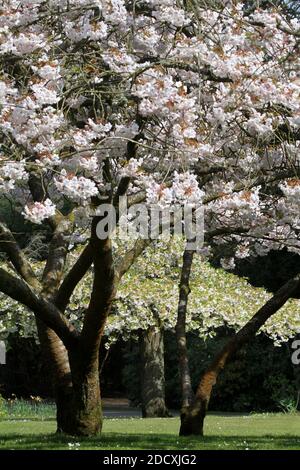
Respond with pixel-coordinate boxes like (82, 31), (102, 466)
(69, 220), (115, 435)
(176, 246), (195, 409)
(35, 319), (74, 433)
(37, 217), (114, 436)
(140, 320), (170, 418)
(68, 350), (102, 436)
(179, 275), (300, 436)
(37, 325), (102, 436)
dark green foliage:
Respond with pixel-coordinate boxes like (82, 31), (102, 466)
(122, 339), (142, 406)
(234, 249), (300, 294)
(100, 339), (127, 397)
(1, 328), (298, 412)
(211, 246), (300, 295)
(0, 334), (52, 398)
(123, 329), (298, 412)
(0, 334), (127, 399)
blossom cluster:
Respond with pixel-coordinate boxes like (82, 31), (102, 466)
(0, 0), (299, 254)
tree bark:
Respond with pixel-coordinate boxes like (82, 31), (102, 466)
(70, 221), (115, 435)
(179, 274), (300, 436)
(66, 350), (102, 436)
(35, 319), (74, 433)
(176, 246), (195, 409)
(140, 315), (170, 418)
(36, 318), (103, 435)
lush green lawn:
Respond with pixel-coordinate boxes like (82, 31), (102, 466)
(0, 413), (299, 450)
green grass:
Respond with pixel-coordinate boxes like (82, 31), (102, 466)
(0, 413), (300, 450)
(3, 400), (55, 421)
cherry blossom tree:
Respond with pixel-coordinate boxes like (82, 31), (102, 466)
(0, 0), (300, 435)
(1, 239), (299, 417)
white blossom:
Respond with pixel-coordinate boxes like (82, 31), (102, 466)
(23, 199), (56, 224)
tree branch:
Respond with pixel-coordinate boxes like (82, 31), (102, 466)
(115, 238), (151, 281)
(42, 218), (73, 298)
(55, 243), (93, 312)
(0, 267), (78, 349)
(0, 221), (40, 290)
(80, 219), (116, 366)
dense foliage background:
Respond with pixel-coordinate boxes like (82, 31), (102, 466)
(1, 326), (298, 413)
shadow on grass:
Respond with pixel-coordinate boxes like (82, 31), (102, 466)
(0, 433), (299, 450)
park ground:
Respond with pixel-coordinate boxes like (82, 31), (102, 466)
(0, 401), (299, 450)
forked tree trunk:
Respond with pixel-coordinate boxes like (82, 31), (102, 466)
(35, 231), (114, 436)
(140, 320), (170, 418)
(37, 321), (103, 436)
(0, 181), (147, 437)
(179, 275), (300, 436)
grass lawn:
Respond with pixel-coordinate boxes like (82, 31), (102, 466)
(0, 412), (300, 450)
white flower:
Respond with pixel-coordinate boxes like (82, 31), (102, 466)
(78, 156), (100, 173)
(121, 158), (144, 177)
(23, 199), (56, 224)
(146, 181), (173, 207)
(32, 63), (61, 81)
(172, 172), (204, 205)
(152, 6), (190, 28)
(235, 245), (250, 259)
(220, 257), (236, 270)
(288, 116), (300, 129)
(55, 174), (98, 202)
(245, 113), (274, 137)
(0, 160), (28, 182)
(1, 32), (46, 56)
(31, 83), (59, 105)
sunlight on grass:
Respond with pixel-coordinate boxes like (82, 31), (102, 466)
(0, 413), (299, 450)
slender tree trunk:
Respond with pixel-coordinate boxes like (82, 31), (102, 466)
(179, 275), (300, 436)
(176, 246), (195, 409)
(140, 317), (170, 417)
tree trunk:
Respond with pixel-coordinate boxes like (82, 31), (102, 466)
(67, 351), (102, 436)
(35, 319), (75, 433)
(176, 246), (195, 409)
(36, 318), (103, 435)
(179, 274), (300, 436)
(140, 322), (170, 418)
